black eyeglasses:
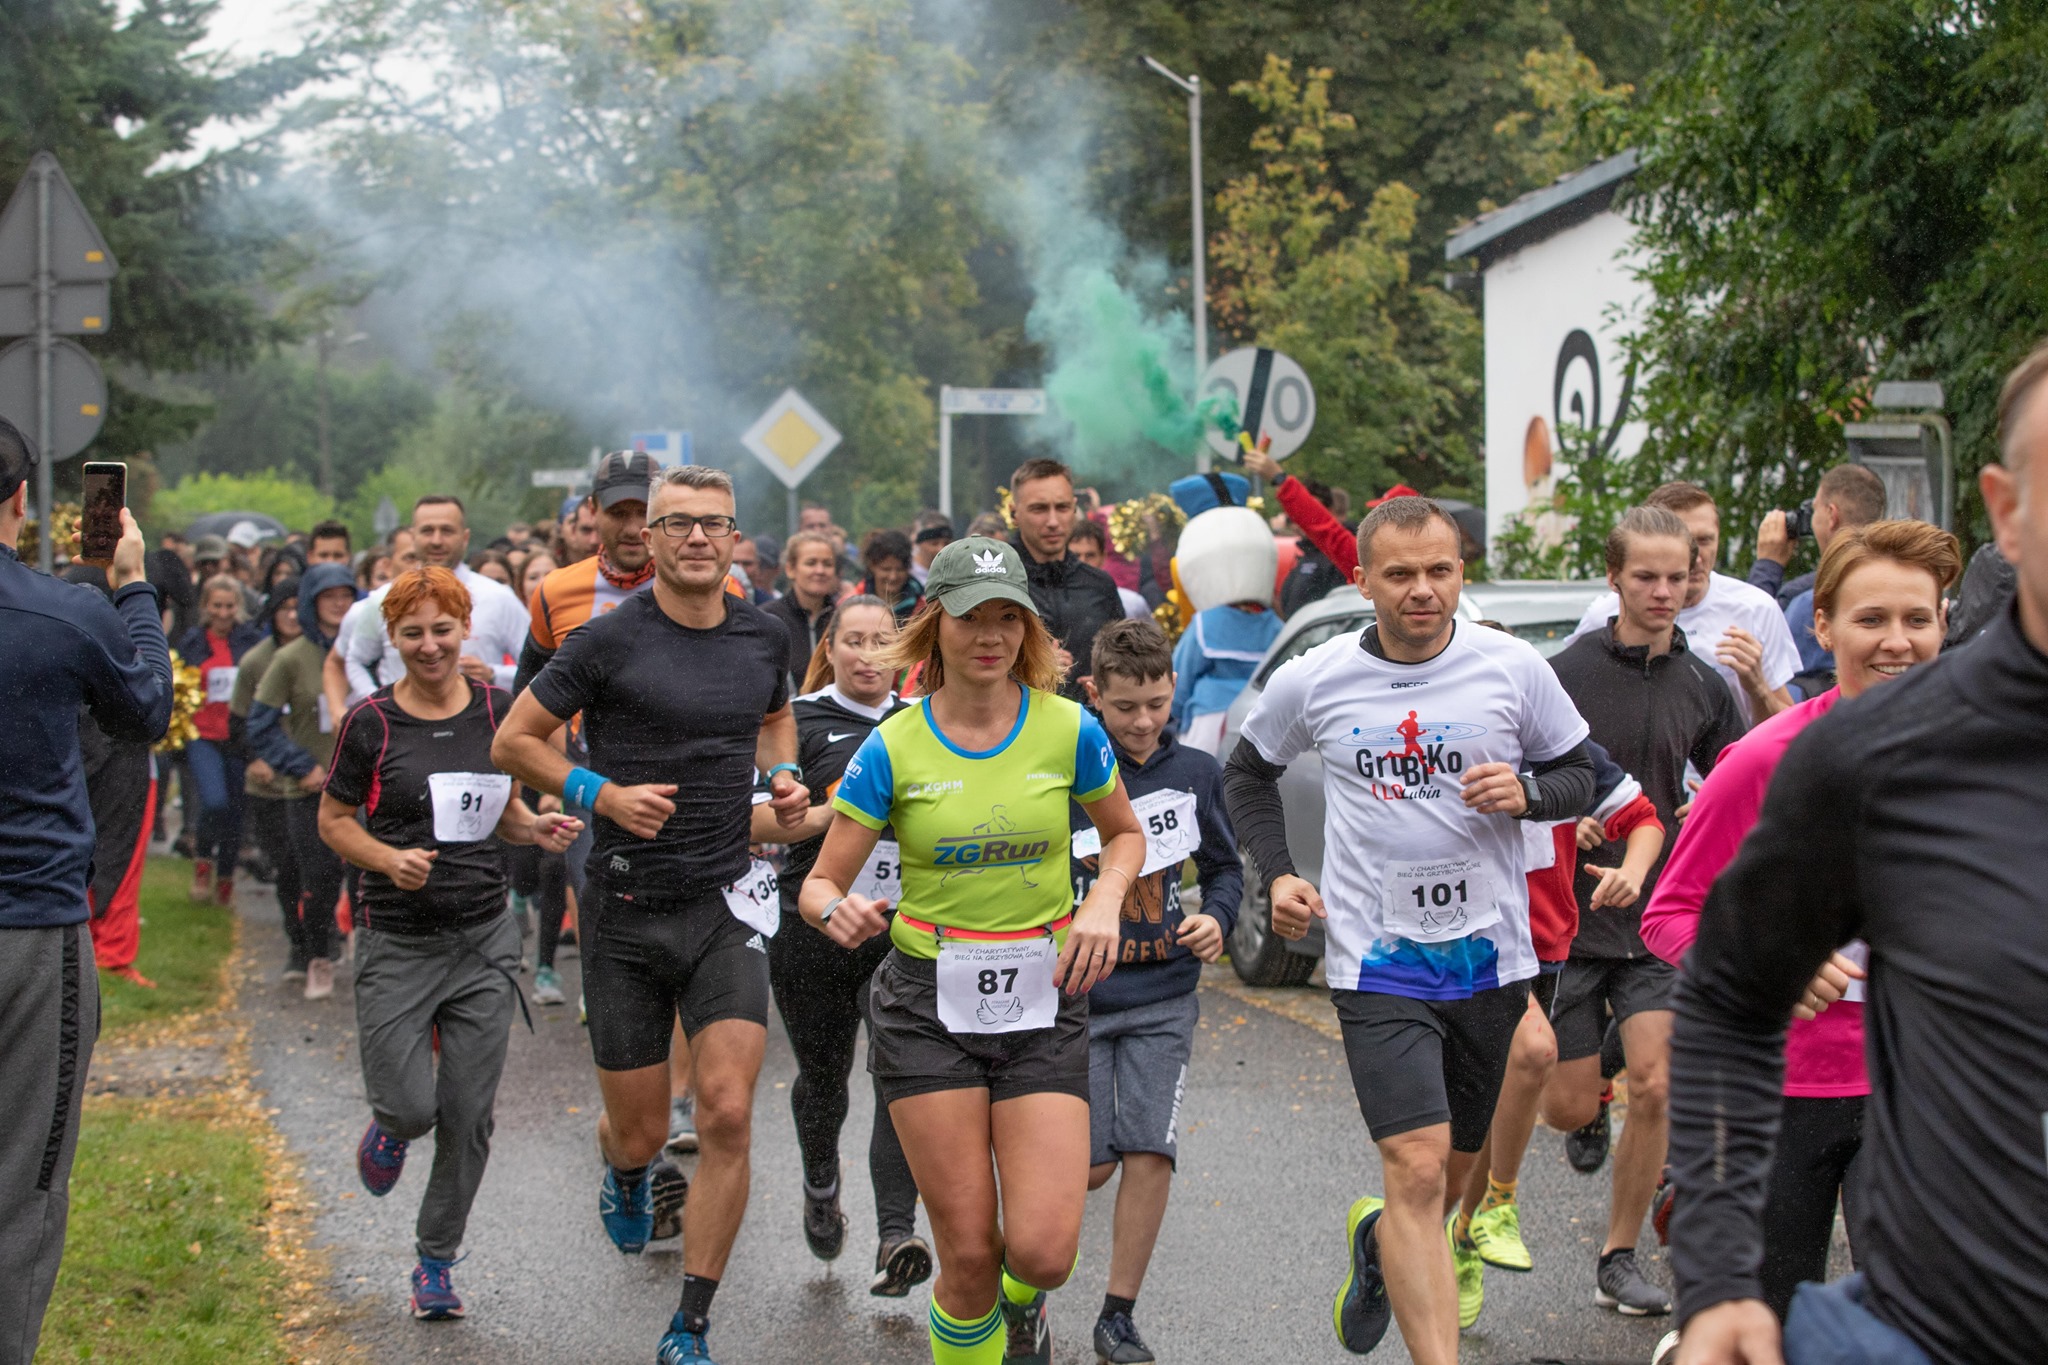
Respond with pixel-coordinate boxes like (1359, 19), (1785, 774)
(650, 514), (739, 540)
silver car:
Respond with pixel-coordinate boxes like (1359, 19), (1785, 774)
(1219, 579), (1608, 986)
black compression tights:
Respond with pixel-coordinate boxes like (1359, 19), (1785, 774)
(767, 913), (920, 1241)
(1760, 1094), (1865, 1319)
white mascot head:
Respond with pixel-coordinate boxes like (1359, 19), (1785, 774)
(1176, 506), (1277, 612)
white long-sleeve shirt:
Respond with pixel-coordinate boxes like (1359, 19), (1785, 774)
(340, 562), (528, 700)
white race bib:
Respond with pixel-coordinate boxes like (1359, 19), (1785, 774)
(1382, 855), (1501, 945)
(1522, 819), (1563, 873)
(936, 935), (1058, 1035)
(205, 666), (238, 704)
(851, 839), (901, 905)
(317, 694), (334, 733)
(1071, 788), (1199, 876)
(722, 857), (780, 937)
(427, 772), (512, 843)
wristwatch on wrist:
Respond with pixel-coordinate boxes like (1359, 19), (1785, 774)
(820, 896), (845, 926)
(1516, 773), (1543, 819)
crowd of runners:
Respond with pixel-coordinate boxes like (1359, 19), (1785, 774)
(5, 337), (2046, 1365)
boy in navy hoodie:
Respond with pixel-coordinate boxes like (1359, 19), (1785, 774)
(1070, 617), (1243, 1363)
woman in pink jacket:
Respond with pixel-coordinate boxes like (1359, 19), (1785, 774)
(1641, 519), (1961, 1321)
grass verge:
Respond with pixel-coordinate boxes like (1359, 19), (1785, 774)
(97, 856), (238, 1041)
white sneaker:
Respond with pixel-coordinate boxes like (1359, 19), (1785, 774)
(1651, 1329), (1681, 1365)
(304, 957), (336, 1001)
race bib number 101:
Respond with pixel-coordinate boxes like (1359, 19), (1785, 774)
(1382, 855), (1502, 945)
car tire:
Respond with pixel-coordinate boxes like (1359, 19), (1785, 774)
(1228, 855), (1318, 987)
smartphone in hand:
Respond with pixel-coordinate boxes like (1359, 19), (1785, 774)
(79, 461), (126, 563)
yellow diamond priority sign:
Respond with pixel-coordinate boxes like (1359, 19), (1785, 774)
(740, 388), (841, 490)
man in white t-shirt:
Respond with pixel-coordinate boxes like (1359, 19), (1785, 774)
(324, 496), (530, 707)
(1223, 497), (1594, 1363)
(1563, 483), (1798, 728)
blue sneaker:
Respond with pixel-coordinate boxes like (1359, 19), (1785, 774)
(600, 1165), (654, 1254)
(409, 1254), (465, 1320)
(656, 1312), (716, 1363)
(1334, 1195), (1392, 1354)
(358, 1122), (408, 1197)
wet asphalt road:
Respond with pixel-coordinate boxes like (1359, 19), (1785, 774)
(237, 883), (1678, 1365)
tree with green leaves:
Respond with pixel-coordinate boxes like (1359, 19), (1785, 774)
(0, 0), (327, 470)
(1609, 0), (2043, 565)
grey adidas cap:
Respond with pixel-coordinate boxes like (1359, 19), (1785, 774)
(922, 535), (1039, 617)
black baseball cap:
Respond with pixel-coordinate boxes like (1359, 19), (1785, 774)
(913, 520), (954, 546)
(0, 416), (38, 500)
(592, 450), (657, 510)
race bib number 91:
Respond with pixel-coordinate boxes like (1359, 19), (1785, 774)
(1382, 855), (1501, 945)
(935, 937), (1058, 1035)
(426, 772), (512, 843)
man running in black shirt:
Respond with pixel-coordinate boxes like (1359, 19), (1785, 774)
(1668, 346), (2048, 1365)
(494, 464), (807, 1365)
(1547, 506), (1745, 1318)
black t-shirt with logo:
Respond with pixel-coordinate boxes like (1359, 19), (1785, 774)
(782, 686), (910, 891)
(527, 591), (793, 903)
(324, 681), (515, 936)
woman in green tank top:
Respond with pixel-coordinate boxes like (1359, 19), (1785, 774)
(800, 536), (1143, 1364)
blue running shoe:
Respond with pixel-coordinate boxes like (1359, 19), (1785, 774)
(600, 1165), (654, 1254)
(358, 1122), (408, 1197)
(656, 1312), (716, 1364)
(410, 1254), (465, 1320)
(1334, 1195), (1392, 1354)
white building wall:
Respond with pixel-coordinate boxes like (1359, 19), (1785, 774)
(1479, 207), (1650, 546)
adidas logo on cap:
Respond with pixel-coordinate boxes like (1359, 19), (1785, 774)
(972, 548), (1006, 575)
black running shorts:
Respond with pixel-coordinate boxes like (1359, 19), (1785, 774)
(580, 877), (771, 1072)
(866, 949), (1091, 1106)
(1332, 981), (1530, 1153)
(1551, 954), (1677, 1064)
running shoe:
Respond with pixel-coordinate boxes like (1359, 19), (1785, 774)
(304, 956), (335, 1000)
(532, 966), (566, 1006)
(870, 1234), (933, 1298)
(1468, 1199), (1532, 1271)
(189, 858), (213, 901)
(1450, 1213), (1484, 1330)
(1566, 1088), (1612, 1172)
(665, 1095), (699, 1155)
(803, 1179), (847, 1261)
(655, 1312), (716, 1364)
(1092, 1309), (1155, 1363)
(281, 949), (308, 984)
(405, 1252), (462, 1317)
(650, 1159), (688, 1242)
(1000, 1290), (1051, 1364)
(1651, 1329), (1683, 1365)
(409, 1254), (465, 1320)
(214, 873), (234, 906)
(599, 1166), (655, 1254)
(1333, 1195), (1391, 1354)
(1652, 1169), (1676, 1246)
(1594, 1248), (1672, 1316)
(357, 1121), (409, 1197)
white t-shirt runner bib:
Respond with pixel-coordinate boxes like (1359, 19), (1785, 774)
(935, 934), (1058, 1034)
(205, 665), (238, 704)
(1236, 622), (1588, 998)
(427, 772), (512, 843)
(723, 857), (780, 937)
(1070, 788), (1199, 876)
(851, 839), (902, 904)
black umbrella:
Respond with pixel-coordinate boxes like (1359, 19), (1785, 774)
(183, 511), (291, 544)
(1435, 498), (1487, 557)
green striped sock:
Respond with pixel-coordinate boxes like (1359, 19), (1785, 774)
(927, 1299), (1002, 1363)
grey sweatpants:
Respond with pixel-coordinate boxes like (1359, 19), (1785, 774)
(0, 921), (99, 1365)
(353, 913), (520, 1261)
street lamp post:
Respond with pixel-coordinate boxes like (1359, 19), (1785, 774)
(1141, 55), (1210, 474)
(314, 329), (367, 499)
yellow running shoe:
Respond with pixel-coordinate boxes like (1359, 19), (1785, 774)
(1449, 1212), (1484, 1330)
(1334, 1196), (1392, 1353)
(1468, 1199), (1533, 1272)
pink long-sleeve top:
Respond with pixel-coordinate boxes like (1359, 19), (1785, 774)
(1640, 687), (1868, 1098)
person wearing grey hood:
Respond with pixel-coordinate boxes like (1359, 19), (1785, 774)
(248, 562), (360, 999)
(233, 576), (310, 979)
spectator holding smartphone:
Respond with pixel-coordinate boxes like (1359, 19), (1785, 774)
(0, 419), (172, 1365)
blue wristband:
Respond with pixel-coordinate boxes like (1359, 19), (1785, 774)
(766, 762), (804, 785)
(563, 766), (610, 813)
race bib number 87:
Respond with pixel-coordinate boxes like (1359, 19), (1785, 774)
(935, 937), (1057, 1035)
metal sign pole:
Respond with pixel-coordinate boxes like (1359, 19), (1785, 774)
(35, 159), (53, 572)
(938, 387), (954, 521)
(1188, 76), (1209, 476)
(787, 484), (798, 537)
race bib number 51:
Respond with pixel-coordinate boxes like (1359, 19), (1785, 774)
(936, 937), (1057, 1035)
(1382, 855), (1501, 945)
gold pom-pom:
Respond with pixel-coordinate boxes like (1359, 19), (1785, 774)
(1107, 493), (1186, 558)
(996, 486), (1016, 530)
(14, 501), (81, 564)
(1151, 596), (1185, 644)
(155, 660), (206, 755)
